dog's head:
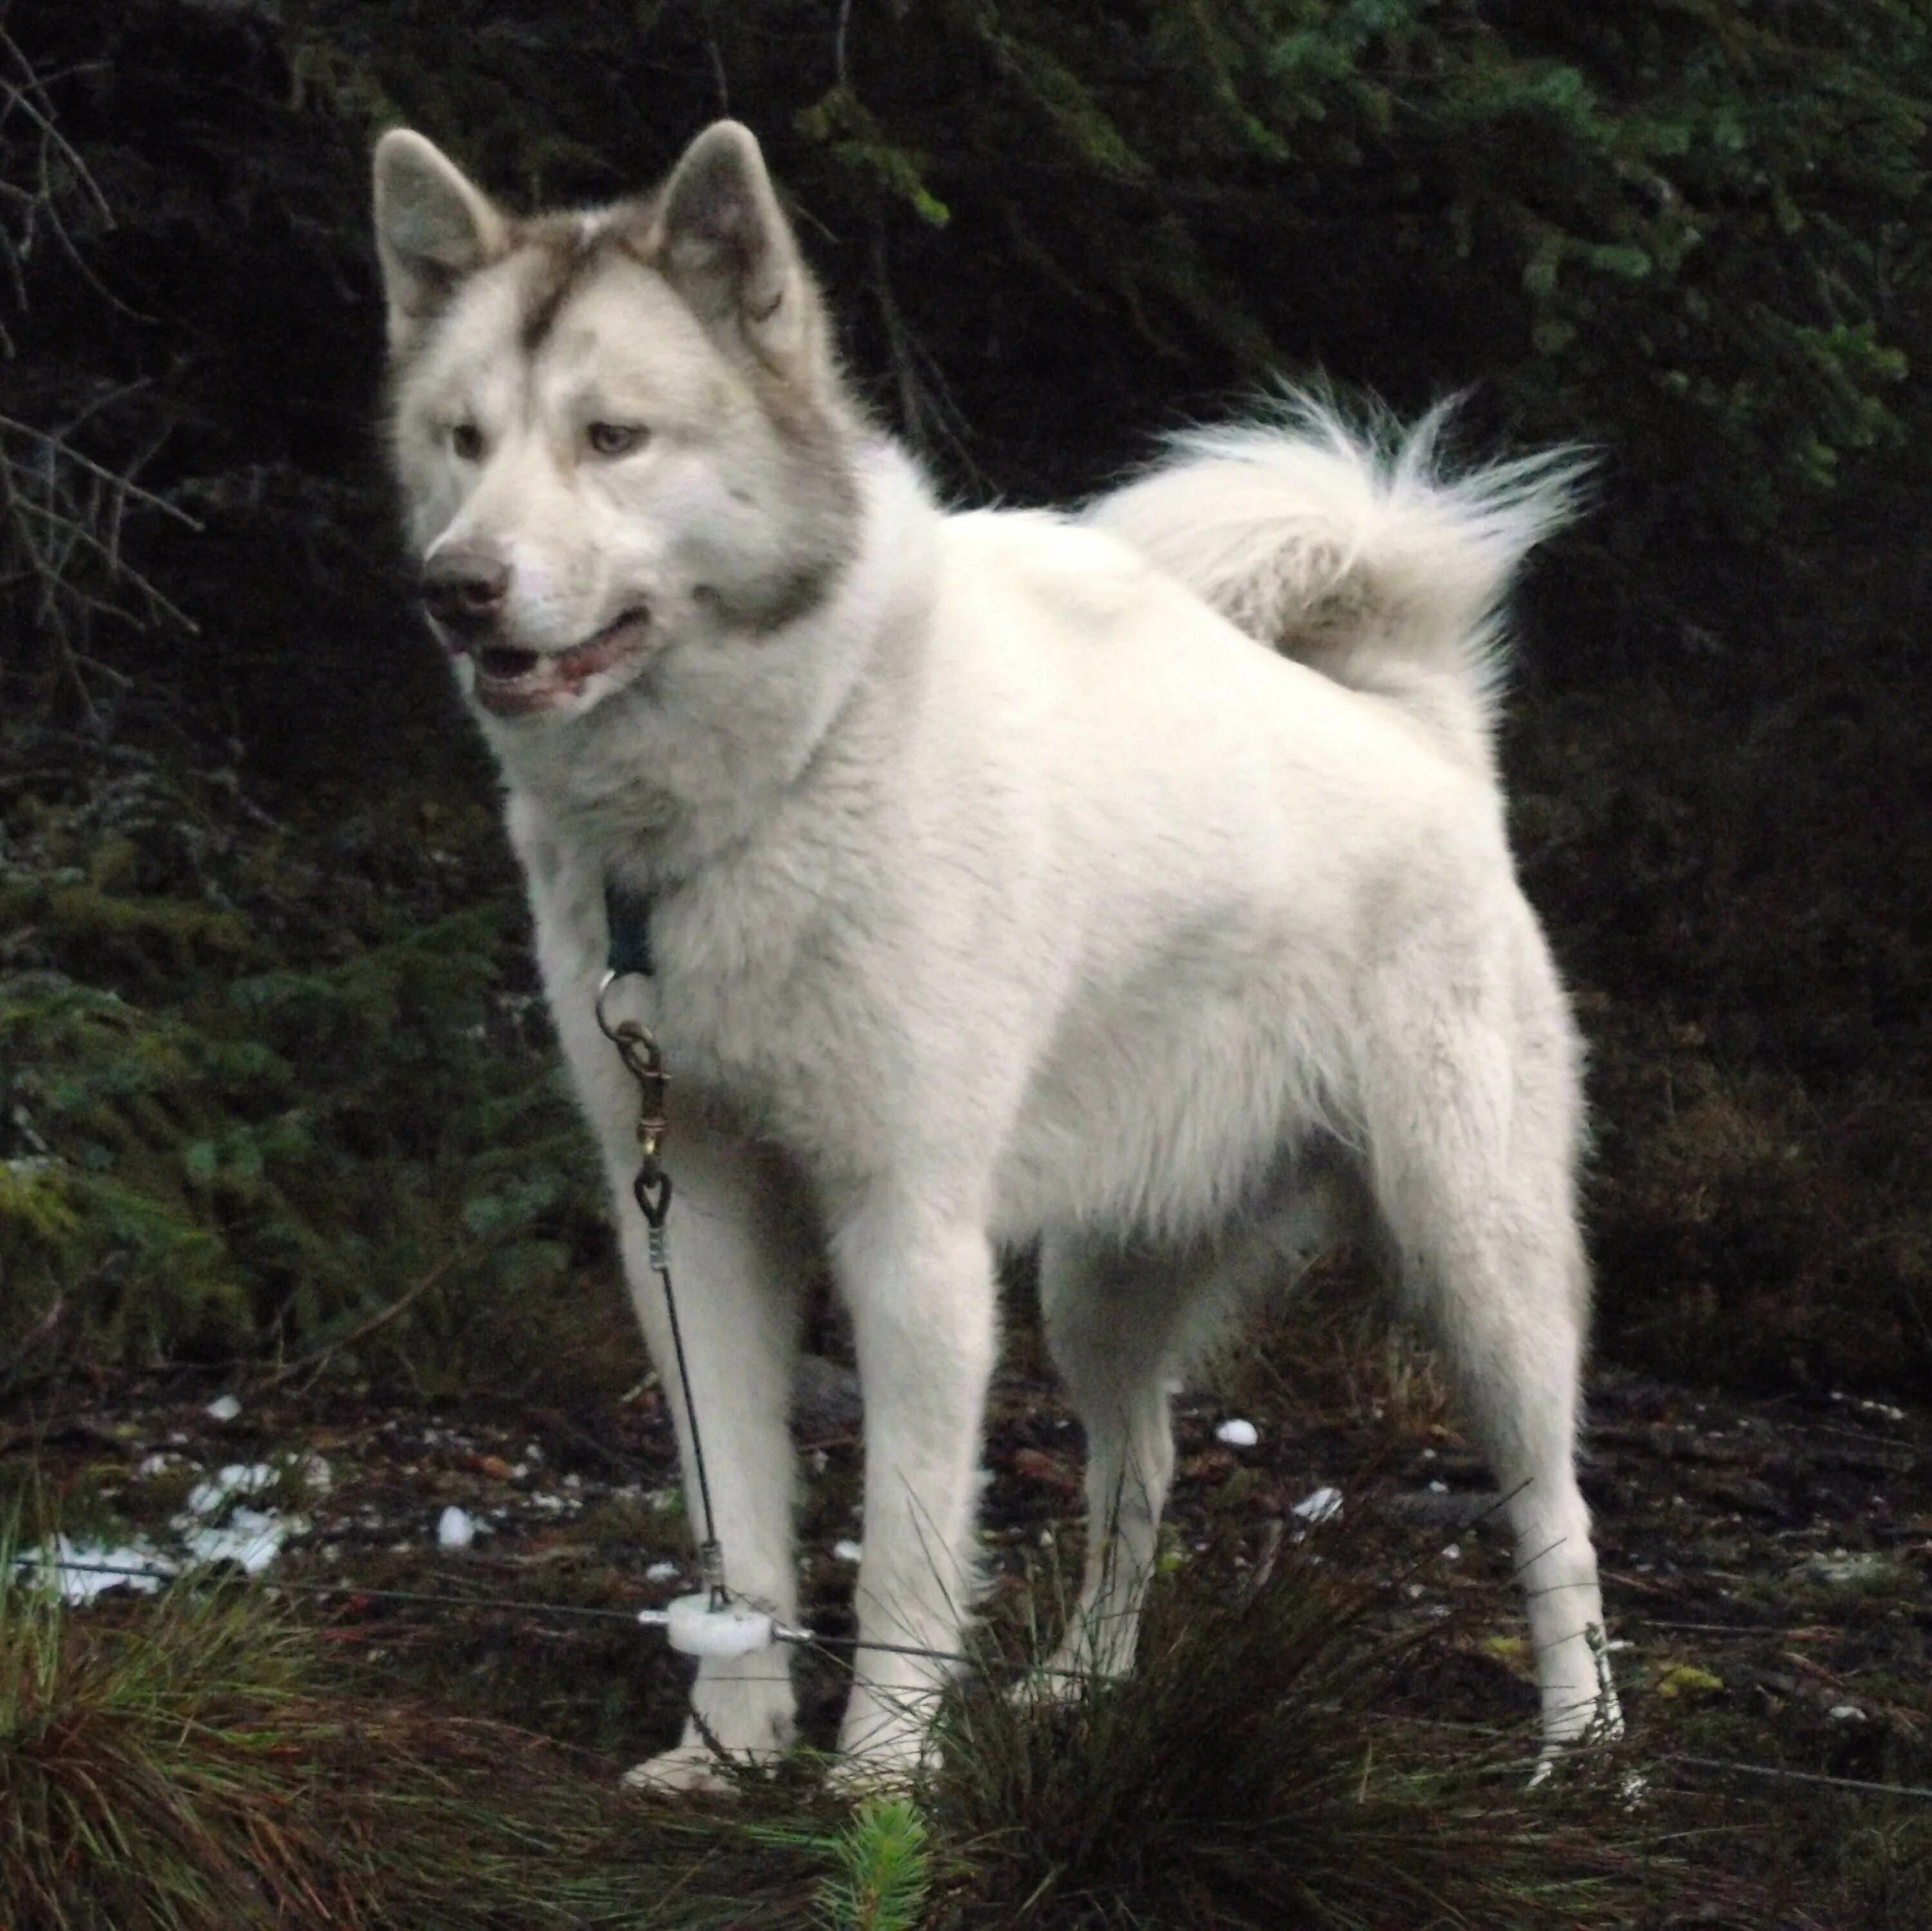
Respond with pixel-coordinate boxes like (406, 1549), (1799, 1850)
(373, 123), (859, 723)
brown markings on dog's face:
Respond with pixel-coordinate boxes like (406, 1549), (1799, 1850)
(512, 202), (659, 357)
(375, 127), (867, 684)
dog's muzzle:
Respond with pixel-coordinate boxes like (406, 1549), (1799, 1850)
(420, 543), (510, 641)
(419, 548), (653, 717)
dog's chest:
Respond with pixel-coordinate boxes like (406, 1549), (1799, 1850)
(656, 885), (904, 1169)
(516, 801), (899, 1178)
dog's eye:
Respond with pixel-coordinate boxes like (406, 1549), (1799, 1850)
(585, 421), (648, 458)
(451, 422), (485, 462)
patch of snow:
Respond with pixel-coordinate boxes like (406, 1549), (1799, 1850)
(1291, 1485), (1343, 1524)
(1214, 1418), (1259, 1448)
(205, 1393), (242, 1422)
(180, 1509), (290, 1574)
(437, 1505), (476, 1550)
(16, 1468), (305, 1599)
(645, 1559), (680, 1583)
(1831, 1391), (1907, 1424)
(20, 1536), (174, 1604)
(833, 1539), (864, 1563)
(1804, 1549), (1896, 1588)
(185, 1464), (278, 1517)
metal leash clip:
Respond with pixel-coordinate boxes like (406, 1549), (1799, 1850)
(596, 969), (672, 1265)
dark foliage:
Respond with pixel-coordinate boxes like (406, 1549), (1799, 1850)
(0, 0), (1926, 1396)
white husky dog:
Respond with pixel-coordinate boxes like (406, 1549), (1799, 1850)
(372, 119), (1620, 1790)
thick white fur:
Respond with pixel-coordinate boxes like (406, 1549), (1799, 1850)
(1090, 396), (1585, 777)
(374, 124), (1620, 1791)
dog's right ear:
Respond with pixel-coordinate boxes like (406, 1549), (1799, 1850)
(372, 131), (507, 355)
(654, 122), (833, 394)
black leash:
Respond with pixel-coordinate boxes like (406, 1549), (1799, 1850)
(596, 878), (727, 1613)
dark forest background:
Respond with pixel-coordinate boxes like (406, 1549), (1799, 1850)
(3, 0), (1929, 1404)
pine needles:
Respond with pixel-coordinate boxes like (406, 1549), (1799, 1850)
(819, 1797), (935, 1931)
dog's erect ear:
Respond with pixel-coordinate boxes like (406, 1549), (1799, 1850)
(655, 122), (828, 387)
(372, 130), (508, 355)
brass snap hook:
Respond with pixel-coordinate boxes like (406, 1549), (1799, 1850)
(598, 966), (670, 1168)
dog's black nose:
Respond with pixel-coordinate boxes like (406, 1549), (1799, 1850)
(421, 546), (510, 636)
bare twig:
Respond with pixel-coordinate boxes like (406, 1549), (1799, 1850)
(250, 1241), (487, 1392)
(0, 406), (202, 720)
(0, 33), (193, 719)
(0, 29), (124, 317)
(1669, 1753), (1932, 1804)
(3, 1290), (67, 1375)
(835, 0), (855, 90)
(869, 231), (984, 484)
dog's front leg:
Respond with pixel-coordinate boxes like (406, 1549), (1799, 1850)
(829, 1194), (999, 1785)
(616, 1122), (807, 1795)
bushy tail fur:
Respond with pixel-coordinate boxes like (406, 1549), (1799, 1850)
(1086, 393), (1586, 772)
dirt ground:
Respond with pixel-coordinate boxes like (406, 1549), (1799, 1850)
(8, 1292), (1928, 1805)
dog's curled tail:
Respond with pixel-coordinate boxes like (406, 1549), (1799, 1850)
(1088, 394), (1587, 771)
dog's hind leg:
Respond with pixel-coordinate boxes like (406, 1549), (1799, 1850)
(1412, 1220), (1619, 1766)
(1361, 969), (1622, 1766)
(616, 1121), (810, 1795)
(1037, 1231), (1194, 1682)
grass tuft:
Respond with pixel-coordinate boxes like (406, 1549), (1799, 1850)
(3, 1514), (1779, 1930)
(0, 1529), (828, 1930)
(927, 1553), (1697, 1929)
(1, 1552), (370, 1930)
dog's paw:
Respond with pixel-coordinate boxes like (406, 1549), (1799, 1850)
(1526, 1701), (1631, 1794)
(822, 1745), (920, 1800)
(829, 1690), (932, 1795)
(1008, 1653), (1095, 1711)
(620, 1742), (739, 1798)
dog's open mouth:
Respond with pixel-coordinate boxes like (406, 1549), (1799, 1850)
(462, 608), (650, 716)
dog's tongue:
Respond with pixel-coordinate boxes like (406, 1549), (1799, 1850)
(555, 619), (643, 681)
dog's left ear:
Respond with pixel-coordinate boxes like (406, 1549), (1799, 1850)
(656, 122), (831, 391)
(373, 130), (508, 356)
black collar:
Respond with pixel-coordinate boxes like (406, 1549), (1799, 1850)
(603, 875), (658, 978)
